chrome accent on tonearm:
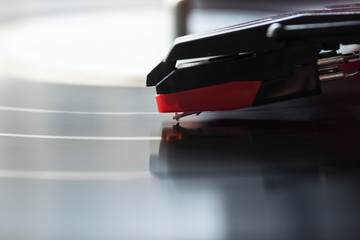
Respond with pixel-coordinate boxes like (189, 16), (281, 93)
(318, 51), (360, 82)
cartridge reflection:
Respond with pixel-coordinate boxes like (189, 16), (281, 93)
(152, 119), (360, 177)
(150, 119), (360, 239)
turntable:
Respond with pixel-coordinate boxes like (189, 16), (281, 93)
(0, 2), (360, 240)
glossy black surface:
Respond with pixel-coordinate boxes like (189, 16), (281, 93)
(0, 75), (360, 239)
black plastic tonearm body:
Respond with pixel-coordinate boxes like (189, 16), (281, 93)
(147, 4), (360, 113)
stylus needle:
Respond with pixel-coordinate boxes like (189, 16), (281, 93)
(173, 112), (201, 121)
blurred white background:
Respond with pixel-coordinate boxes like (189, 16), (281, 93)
(0, 0), (173, 86)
